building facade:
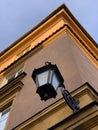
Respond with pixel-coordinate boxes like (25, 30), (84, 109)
(0, 4), (98, 130)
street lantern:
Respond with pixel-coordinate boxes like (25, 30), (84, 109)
(32, 62), (80, 112)
(32, 62), (64, 101)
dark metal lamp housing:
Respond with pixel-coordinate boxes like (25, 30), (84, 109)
(32, 62), (80, 112)
(32, 62), (64, 101)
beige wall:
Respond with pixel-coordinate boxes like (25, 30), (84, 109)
(6, 33), (98, 130)
(0, 4), (97, 129)
(70, 35), (98, 91)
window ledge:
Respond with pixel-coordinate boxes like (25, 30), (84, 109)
(0, 72), (26, 107)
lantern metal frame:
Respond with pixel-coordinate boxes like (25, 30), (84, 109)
(32, 62), (80, 112)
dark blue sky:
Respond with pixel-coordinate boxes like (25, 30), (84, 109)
(0, 0), (98, 52)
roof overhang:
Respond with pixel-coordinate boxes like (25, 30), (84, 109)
(0, 4), (98, 73)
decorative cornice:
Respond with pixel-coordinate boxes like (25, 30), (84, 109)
(48, 101), (98, 130)
(0, 72), (26, 112)
(0, 4), (97, 73)
(0, 72), (26, 98)
(11, 83), (98, 130)
(66, 25), (98, 61)
(0, 22), (97, 74)
(0, 24), (66, 74)
(0, 4), (97, 57)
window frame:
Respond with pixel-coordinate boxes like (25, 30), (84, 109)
(0, 71), (26, 129)
(0, 66), (24, 88)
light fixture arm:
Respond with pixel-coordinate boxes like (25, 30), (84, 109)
(32, 61), (80, 112)
(61, 84), (80, 112)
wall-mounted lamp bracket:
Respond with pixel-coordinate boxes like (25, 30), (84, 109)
(61, 84), (80, 112)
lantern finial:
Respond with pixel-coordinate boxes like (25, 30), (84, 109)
(45, 61), (51, 65)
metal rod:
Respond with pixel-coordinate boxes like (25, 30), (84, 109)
(61, 84), (80, 112)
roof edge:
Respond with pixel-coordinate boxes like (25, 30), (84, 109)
(0, 4), (97, 56)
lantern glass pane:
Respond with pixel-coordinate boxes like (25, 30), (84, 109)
(52, 73), (60, 90)
(37, 71), (49, 86)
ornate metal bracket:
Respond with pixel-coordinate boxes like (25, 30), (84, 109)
(61, 84), (80, 112)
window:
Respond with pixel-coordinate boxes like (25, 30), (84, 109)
(0, 107), (10, 130)
(0, 63), (25, 88)
(0, 65), (26, 129)
(0, 69), (24, 88)
(7, 69), (23, 83)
